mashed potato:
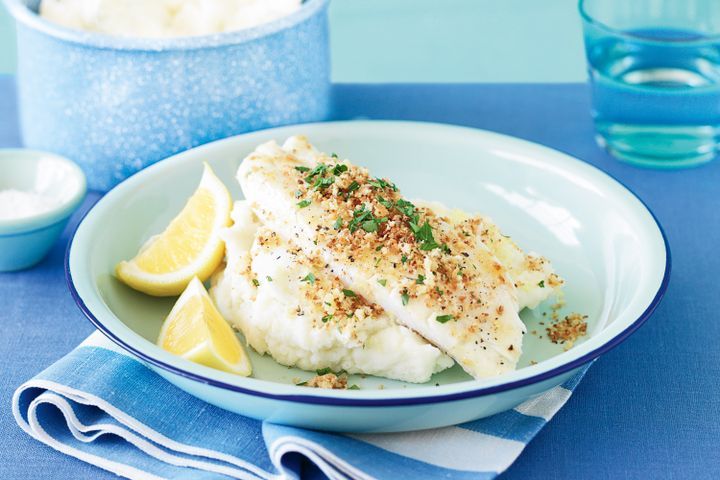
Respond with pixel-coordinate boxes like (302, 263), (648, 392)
(211, 202), (454, 384)
(40, 0), (302, 38)
(211, 194), (564, 383)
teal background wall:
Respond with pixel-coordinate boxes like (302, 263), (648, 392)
(0, 0), (587, 82)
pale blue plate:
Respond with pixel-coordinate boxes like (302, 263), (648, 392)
(66, 121), (670, 432)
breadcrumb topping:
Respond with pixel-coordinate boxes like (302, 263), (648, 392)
(251, 228), (385, 340)
(290, 154), (516, 337)
(546, 313), (588, 349)
(303, 373), (348, 389)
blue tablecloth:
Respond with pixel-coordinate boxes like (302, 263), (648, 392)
(1, 76), (718, 479)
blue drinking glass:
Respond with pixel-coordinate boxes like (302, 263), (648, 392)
(580, 0), (720, 168)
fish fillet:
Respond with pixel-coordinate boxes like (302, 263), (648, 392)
(237, 136), (526, 379)
(415, 200), (564, 310)
(211, 202), (453, 383)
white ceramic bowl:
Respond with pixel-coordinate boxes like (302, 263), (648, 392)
(66, 121), (670, 432)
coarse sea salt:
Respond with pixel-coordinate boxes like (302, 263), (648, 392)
(0, 189), (59, 221)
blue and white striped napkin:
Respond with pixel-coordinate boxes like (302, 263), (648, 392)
(13, 332), (588, 480)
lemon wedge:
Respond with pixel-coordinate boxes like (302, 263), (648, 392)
(116, 163), (232, 296)
(157, 277), (252, 376)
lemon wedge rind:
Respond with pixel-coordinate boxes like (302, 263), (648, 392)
(116, 163), (232, 296)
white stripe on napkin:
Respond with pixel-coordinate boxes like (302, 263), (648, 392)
(13, 378), (278, 480)
(350, 427), (524, 473)
(80, 331), (132, 353)
(271, 436), (373, 480)
(18, 389), (167, 480)
(513, 385), (572, 421)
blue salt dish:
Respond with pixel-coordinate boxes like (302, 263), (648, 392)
(4, 0), (331, 191)
(0, 149), (86, 272)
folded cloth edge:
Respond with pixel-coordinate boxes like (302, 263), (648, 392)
(12, 333), (589, 480)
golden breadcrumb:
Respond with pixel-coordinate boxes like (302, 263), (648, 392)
(303, 373), (348, 389)
(546, 313), (588, 349)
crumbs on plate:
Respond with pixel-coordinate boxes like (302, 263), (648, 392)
(296, 372), (361, 390)
(546, 313), (588, 349)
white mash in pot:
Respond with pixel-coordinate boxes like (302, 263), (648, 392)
(39, 0), (302, 38)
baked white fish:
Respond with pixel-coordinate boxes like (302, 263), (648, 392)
(211, 202), (453, 383)
(237, 136), (528, 379)
(415, 201), (563, 310)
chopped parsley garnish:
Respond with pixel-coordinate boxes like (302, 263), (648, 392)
(348, 384), (360, 390)
(347, 206), (371, 232)
(266, 276), (273, 282)
(382, 198), (448, 253)
(333, 217), (344, 230)
(377, 196), (394, 209)
(297, 199), (311, 208)
(416, 274), (425, 285)
(368, 177), (397, 191)
(395, 199), (419, 225)
(435, 286), (444, 296)
(311, 175), (335, 191)
(344, 180), (360, 198)
(538, 280), (545, 288)
(304, 164), (328, 182)
(300, 163), (350, 193)
(331, 153), (338, 159)
(302, 272), (316, 284)
(321, 314), (333, 323)
(401, 254), (408, 264)
(342, 289), (356, 297)
(377, 279), (387, 286)
(362, 219), (379, 232)
(316, 367), (332, 375)
(362, 216), (387, 233)
(410, 221), (440, 251)
(375, 245), (383, 251)
(252, 278), (260, 287)
(296, 381), (308, 386)
(347, 205), (385, 233)
(436, 314), (454, 323)
(401, 290), (410, 306)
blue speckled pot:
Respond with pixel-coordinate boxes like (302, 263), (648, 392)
(5, 0), (331, 191)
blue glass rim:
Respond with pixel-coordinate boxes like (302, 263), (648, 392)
(3, 0), (328, 51)
(64, 129), (672, 408)
(578, 0), (720, 44)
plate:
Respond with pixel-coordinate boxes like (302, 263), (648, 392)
(67, 121), (670, 432)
